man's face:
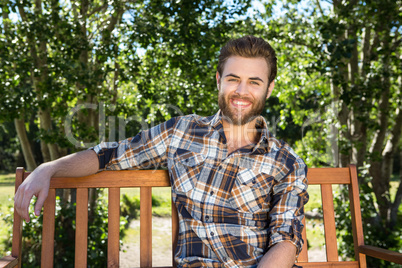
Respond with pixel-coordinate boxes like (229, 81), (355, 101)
(217, 56), (274, 126)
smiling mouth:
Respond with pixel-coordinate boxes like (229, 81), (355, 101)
(231, 99), (252, 108)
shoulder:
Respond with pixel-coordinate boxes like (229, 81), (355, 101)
(171, 114), (212, 129)
(267, 135), (299, 162)
(157, 114), (197, 129)
(262, 135), (307, 179)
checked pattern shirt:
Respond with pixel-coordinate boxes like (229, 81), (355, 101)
(92, 111), (309, 267)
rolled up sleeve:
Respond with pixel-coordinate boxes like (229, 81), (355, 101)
(267, 157), (309, 255)
(90, 117), (177, 171)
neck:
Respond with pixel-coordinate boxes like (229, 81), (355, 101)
(222, 118), (260, 153)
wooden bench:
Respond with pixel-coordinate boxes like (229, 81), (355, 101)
(1, 165), (401, 268)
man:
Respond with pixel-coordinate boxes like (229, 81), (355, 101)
(14, 35), (308, 267)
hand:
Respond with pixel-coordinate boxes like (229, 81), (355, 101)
(258, 241), (297, 268)
(14, 164), (53, 223)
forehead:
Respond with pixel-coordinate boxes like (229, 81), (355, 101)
(222, 56), (269, 81)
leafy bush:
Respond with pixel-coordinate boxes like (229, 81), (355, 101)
(1, 190), (172, 267)
(335, 179), (402, 267)
(121, 193), (171, 220)
(2, 192), (128, 267)
(121, 194), (140, 222)
(152, 195), (162, 207)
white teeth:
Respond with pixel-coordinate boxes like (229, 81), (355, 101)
(233, 100), (250, 106)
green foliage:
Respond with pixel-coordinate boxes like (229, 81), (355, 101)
(120, 192), (171, 220)
(335, 175), (402, 267)
(262, 1), (402, 265)
(0, 123), (20, 172)
(1, 194), (128, 267)
(121, 194), (140, 222)
(0, 0), (401, 265)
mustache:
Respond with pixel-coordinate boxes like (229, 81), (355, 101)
(228, 93), (253, 103)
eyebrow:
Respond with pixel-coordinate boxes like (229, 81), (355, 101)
(225, 73), (264, 83)
(249, 77), (264, 83)
(225, 73), (240, 79)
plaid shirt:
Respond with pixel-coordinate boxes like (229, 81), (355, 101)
(92, 111), (308, 267)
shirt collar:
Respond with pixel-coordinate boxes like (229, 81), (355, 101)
(253, 116), (271, 154)
(194, 110), (222, 128)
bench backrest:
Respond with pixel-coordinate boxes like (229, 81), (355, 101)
(10, 166), (366, 268)
(298, 165), (365, 268)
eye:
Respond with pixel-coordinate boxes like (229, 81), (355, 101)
(250, 81), (260, 85)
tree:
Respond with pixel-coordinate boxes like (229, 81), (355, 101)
(124, 0), (252, 124)
(0, 0), (37, 171)
(253, 0), (401, 265)
(0, 0), (257, 263)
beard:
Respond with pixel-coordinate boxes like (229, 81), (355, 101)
(218, 90), (267, 126)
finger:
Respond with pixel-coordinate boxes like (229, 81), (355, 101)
(14, 188), (26, 221)
(20, 192), (34, 223)
(34, 190), (48, 216)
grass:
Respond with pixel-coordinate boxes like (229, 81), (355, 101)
(0, 173), (15, 258)
(0, 173), (15, 208)
(119, 187), (172, 217)
(304, 185), (326, 252)
(0, 173), (14, 185)
(305, 185), (322, 212)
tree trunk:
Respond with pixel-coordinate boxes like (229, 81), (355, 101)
(384, 106), (402, 226)
(38, 107), (60, 161)
(390, 150), (402, 226)
(14, 118), (37, 171)
(369, 70), (392, 221)
(18, 1), (61, 162)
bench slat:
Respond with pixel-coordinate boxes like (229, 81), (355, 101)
(321, 184), (338, 261)
(47, 170), (170, 189)
(348, 165), (366, 267)
(11, 168), (24, 265)
(0, 256), (19, 268)
(108, 188), (120, 268)
(172, 199), (178, 267)
(140, 187), (152, 267)
(75, 188), (88, 268)
(307, 168), (351, 184)
(299, 261), (359, 267)
(42, 189), (56, 268)
(298, 216), (308, 262)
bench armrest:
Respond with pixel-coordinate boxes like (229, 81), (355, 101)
(359, 245), (402, 265)
(0, 256), (18, 268)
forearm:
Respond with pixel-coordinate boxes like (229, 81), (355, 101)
(258, 241), (297, 268)
(43, 149), (99, 177)
(15, 149), (99, 222)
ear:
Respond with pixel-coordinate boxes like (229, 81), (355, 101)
(266, 80), (275, 99)
(216, 72), (221, 89)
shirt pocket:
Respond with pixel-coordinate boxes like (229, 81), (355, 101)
(230, 167), (274, 214)
(171, 149), (206, 193)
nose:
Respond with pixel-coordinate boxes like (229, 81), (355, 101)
(235, 81), (249, 96)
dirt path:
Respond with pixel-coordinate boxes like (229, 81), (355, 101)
(119, 217), (327, 267)
(120, 217), (173, 267)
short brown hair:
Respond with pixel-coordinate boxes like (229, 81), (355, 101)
(217, 35), (277, 83)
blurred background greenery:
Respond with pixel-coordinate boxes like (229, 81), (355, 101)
(0, 0), (401, 266)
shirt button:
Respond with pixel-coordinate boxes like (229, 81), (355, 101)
(210, 191), (214, 195)
(252, 179), (256, 184)
(223, 257), (227, 262)
(210, 232), (214, 236)
(205, 215), (209, 221)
